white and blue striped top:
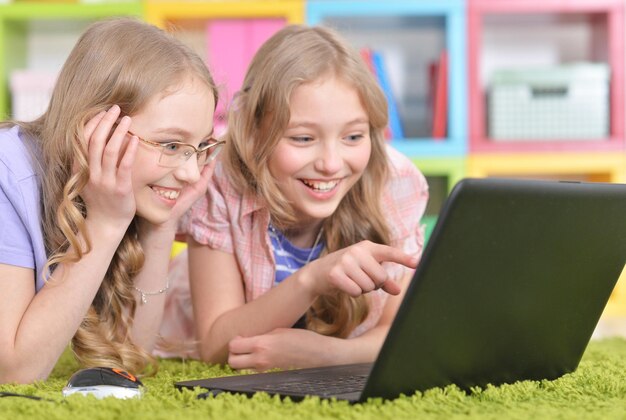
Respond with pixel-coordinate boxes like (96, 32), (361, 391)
(268, 227), (325, 285)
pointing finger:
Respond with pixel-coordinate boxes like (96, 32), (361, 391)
(370, 243), (418, 268)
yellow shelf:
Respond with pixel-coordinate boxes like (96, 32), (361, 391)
(144, 0), (304, 27)
(467, 153), (626, 183)
(604, 264), (626, 317)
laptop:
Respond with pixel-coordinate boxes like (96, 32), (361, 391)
(176, 178), (626, 403)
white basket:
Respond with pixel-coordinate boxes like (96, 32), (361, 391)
(488, 63), (609, 141)
(10, 70), (57, 122)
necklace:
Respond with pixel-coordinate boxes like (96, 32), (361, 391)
(268, 223), (324, 268)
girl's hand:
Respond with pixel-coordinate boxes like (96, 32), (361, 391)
(143, 154), (216, 236)
(302, 241), (418, 298)
(169, 158), (215, 222)
(228, 328), (338, 371)
(80, 105), (138, 231)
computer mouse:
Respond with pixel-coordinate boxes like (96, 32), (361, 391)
(62, 367), (144, 399)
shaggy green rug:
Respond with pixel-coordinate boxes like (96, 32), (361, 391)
(1, 338), (625, 419)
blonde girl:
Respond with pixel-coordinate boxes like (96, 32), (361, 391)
(170, 24), (428, 370)
(0, 18), (220, 383)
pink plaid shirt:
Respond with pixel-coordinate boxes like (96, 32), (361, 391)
(158, 145), (428, 355)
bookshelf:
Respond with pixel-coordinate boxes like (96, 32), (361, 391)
(2, 1), (625, 199)
(1, 0), (625, 328)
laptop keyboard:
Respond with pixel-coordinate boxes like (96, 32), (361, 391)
(252, 374), (368, 397)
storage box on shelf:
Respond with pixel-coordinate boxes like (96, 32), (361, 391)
(489, 63), (610, 141)
(144, 0), (304, 133)
(307, 0), (467, 157)
(468, 0), (625, 153)
(0, 1), (143, 120)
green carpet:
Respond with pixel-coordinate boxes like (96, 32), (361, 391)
(1, 338), (625, 419)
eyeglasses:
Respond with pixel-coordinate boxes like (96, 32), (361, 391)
(128, 131), (225, 168)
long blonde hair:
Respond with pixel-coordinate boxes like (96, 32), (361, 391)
(224, 25), (390, 338)
(19, 18), (217, 374)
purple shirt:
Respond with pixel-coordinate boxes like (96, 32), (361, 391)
(0, 125), (47, 291)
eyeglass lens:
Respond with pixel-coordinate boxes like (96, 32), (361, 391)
(158, 142), (223, 168)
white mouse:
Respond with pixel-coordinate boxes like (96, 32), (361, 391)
(62, 367), (143, 399)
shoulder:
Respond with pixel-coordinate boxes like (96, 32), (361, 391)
(381, 145), (429, 245)
(0, 125), (38, 183)
(184, 158), (264, 246)
(211, 159), (265, 217)
(383, 144), (429, 199)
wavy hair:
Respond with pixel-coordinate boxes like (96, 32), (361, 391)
(224, 25), (391, 338)
(18, 18), (217, 374)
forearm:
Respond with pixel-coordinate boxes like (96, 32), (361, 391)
(328, 325), (389, 365)
(3, 224), (124, 383)
(199, 269), (319, 363)
(276, 325), (388, 369)
(130, 225), (176, 351)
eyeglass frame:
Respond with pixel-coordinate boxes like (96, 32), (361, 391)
(127, 130), (225, 168)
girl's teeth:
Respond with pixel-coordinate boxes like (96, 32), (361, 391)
(302, 180), (338, 192)
(153, 187), (179, 200)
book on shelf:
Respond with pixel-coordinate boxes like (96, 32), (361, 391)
(359, 47), (376, 76)
(430, 50), (448, 140)
(360, 47), (404, 140)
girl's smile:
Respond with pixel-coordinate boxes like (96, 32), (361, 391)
(150, 185), (181, 207)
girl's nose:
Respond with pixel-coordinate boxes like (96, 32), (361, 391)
(314, 141), (342, 174)
(175, 154), (201, 184)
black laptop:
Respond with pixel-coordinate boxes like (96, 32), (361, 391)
(176, 178), (626, 403)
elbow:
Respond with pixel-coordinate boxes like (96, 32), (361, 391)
(0, 352), (52, 384)
(0, 365), (50, 385)
(196, 324), (231, 366)
(198, 344), (228, 366)
(197, 333), (229, 366)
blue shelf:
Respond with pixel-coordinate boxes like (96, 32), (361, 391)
(391, 137), (466, 156)
(307, 0), (467, 158)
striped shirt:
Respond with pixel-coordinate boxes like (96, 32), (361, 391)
(268, 225), (325, 285)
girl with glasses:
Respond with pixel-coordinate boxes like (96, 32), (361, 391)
(0, 18), (219, 383)
(166, 25), (429, 371)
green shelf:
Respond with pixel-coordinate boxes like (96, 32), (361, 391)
(0, 2), (143, 119)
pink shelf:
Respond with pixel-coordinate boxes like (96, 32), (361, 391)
(471, 138), (624, 154)
(468, 0), (625, 153)
(207, 18), (285, 133)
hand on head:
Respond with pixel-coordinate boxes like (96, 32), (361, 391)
(304, 240), (418, 298)
(80, 103), (220, 234)
(79, 105), (138, 230)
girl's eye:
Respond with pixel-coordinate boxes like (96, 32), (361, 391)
(345, 134), (365, 142)
(162, 142), (182, 152)
(198, 140), (211, 149)
(289, 136), (313, 143)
